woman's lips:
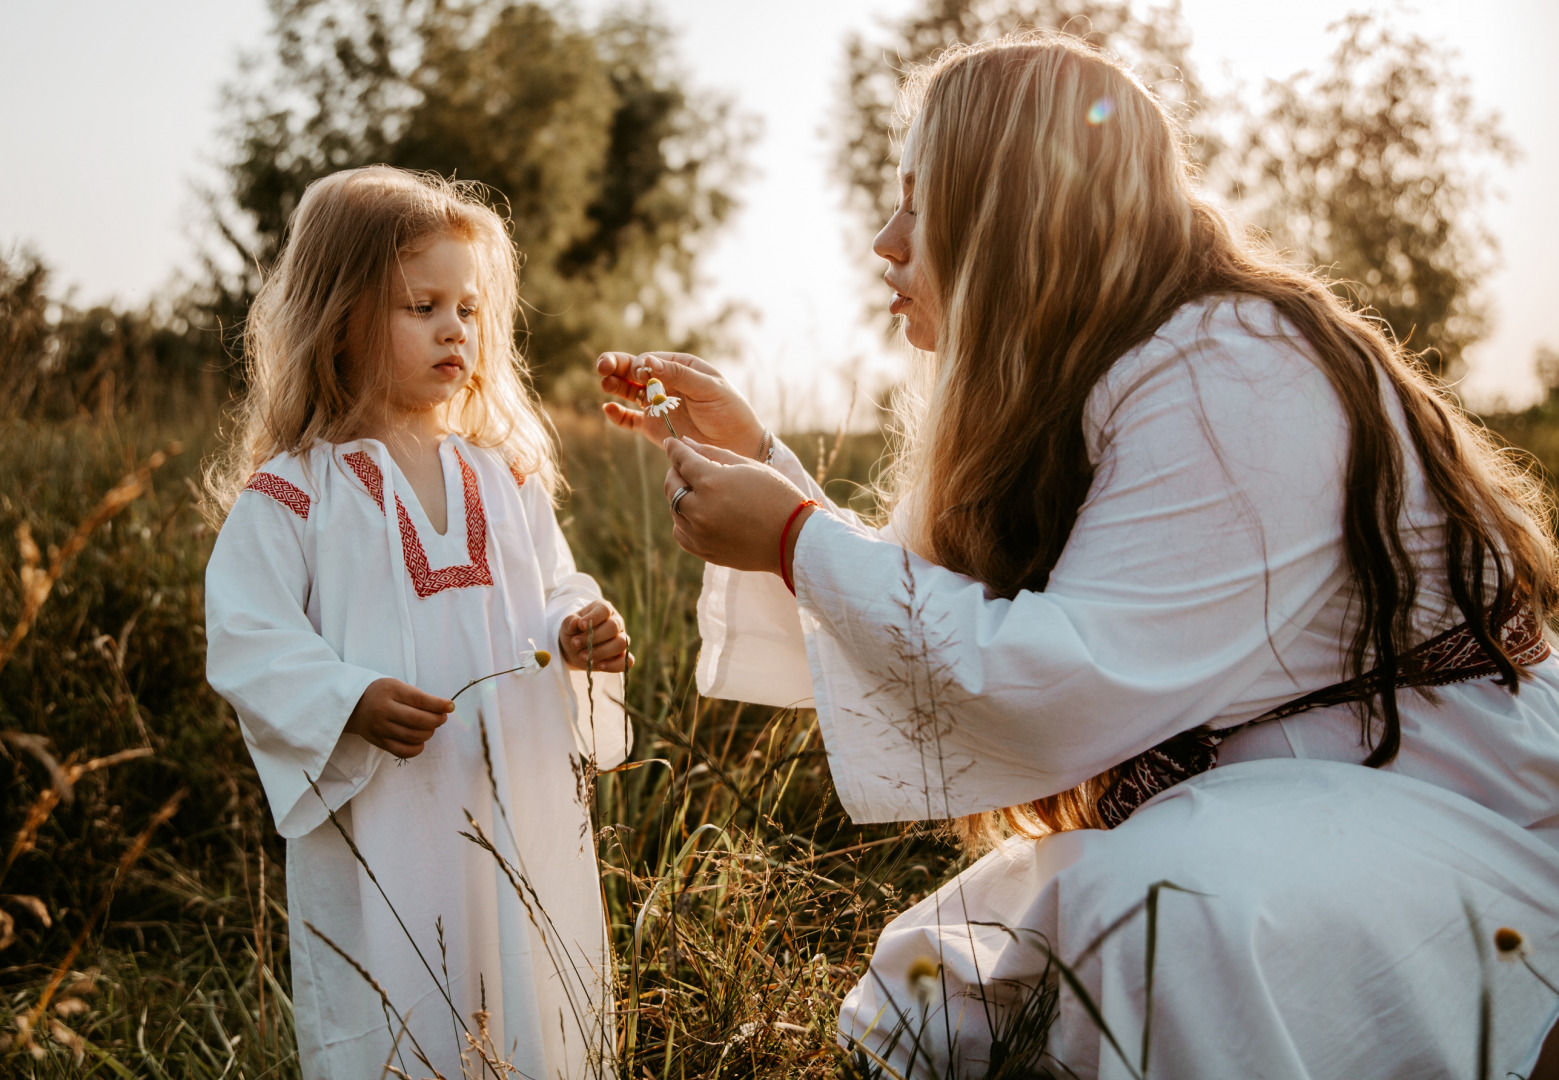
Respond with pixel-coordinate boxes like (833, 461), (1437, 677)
(889, 292), (912, 316)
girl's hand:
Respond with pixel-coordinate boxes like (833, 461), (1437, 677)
(598, 352), (767, 458)
(344, 678), (453, 759)
(561, 600), (634, 673)
(662, 438), (816, 575)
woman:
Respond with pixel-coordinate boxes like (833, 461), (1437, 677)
(599, 35), (1559, 1078)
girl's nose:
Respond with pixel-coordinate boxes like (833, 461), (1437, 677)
(439, 313), (466, 345)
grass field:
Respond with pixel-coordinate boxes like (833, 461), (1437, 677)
(0, 395), (977, 1079)
(1, 387), (1555, 1078)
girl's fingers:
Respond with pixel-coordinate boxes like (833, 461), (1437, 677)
(392, 682), (455, 715)
(595, 651), (632, 673)
(389, 701), (450, 731)
(381, 739), (424, 759)
(379, 720), (439, 745)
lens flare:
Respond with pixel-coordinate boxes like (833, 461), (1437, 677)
(1087, 95), (1115, 126)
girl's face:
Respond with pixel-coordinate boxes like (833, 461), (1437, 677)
(377, 234), (481, 417)
(873, 121), (940, 352)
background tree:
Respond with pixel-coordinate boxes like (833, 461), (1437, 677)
(834, 0), (1217, 249)
(206, 0), (750, 394)
(1233, 12), (1515, 381)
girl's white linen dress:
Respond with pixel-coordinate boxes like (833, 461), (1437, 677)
(206, 435), (627, 1080)
(696, 297), (1559, 1078)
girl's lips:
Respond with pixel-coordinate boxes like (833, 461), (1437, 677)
(434, 359), (465, 376)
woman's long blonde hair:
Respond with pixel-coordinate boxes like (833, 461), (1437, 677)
(880, 36), (1559, 846)
(207, 165), (558, 515)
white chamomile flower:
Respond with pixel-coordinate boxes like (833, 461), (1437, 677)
(644, 378), (681, 418)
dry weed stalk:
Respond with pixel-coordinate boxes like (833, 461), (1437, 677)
(0, 441), (180, 672)
(12, 788), (185, 1058)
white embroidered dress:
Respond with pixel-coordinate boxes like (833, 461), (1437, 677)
(206, 434), (626, 1080)
(697, 298), (1559, 1078)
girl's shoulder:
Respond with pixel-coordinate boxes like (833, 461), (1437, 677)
(234, 448), (329, 524)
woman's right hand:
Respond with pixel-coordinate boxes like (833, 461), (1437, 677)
(597, 351), (767, 458)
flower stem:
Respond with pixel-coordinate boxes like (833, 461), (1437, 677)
(450, 659), (544, 706)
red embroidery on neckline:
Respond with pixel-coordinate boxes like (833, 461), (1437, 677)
(508, 459), (526, 489)
(342, 448), (492, 598)
(344, 451), (384, 511)
(243, 472), (310, 520)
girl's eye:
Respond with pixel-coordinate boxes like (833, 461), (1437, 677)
(409, 303), (433, 316)
(459, 306), (478, 320)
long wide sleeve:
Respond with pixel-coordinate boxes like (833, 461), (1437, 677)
(205, 490), (387, 838)
(789, 300), (1359, 823)
(695, 441), (872, 707)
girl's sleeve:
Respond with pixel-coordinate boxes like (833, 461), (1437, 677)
(789, 315), (1354, 823)
(695, 439), (879, 708)
(205, 489), (387, 839)
(523, 478), (628, 769)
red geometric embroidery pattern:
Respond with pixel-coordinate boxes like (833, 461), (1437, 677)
(343, 448), (492, 598)
(243, 472), (311, 520)
(508, 459), (526, 489)
(343, 451), (384, 511)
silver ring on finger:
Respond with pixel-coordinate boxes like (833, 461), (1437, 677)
(670, 485), (693, 516)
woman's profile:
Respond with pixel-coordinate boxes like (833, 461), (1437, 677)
(599, 33), (1559, 1078)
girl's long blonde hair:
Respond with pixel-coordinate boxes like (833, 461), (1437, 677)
(882, 36), (1559, 846)
(207, 165), (558, 515)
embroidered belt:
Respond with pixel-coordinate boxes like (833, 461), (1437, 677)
(1093, 603), (1552, 829)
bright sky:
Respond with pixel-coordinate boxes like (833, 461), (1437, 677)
(1, 0), (1554, 423)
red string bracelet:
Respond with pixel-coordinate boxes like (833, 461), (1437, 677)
(780, 499), (819, 596)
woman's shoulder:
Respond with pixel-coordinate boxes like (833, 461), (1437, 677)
(1085, 294), (1341, 457)
(1097, 296), (1323, 405)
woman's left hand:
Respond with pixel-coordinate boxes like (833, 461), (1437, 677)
(663, 438), (814, 575)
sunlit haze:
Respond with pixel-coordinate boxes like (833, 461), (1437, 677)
(1, 0), (1554, 424)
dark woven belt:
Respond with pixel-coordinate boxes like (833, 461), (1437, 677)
(1093, 603), (1552, 829)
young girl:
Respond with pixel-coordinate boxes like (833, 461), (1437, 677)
(206, 166), (631, 1080)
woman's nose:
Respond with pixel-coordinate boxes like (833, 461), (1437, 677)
(873, 212), (910, 266)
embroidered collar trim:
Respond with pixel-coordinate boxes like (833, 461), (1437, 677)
(343, 447), (493, 598)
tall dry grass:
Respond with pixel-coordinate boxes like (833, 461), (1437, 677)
(0, 396), (989, 1078)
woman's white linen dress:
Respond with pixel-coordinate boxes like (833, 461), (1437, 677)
(206, 435), (627, 1080)
(696, 297), (1559, 1078)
